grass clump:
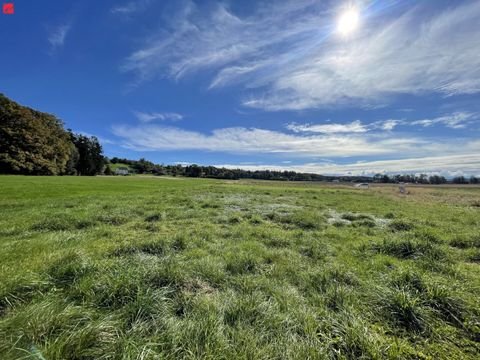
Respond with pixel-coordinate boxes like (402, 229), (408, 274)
(32, 215), (96, 231)
(423, 284), (465, 326)
(225, 253), (260, 275)
(467, 249), (480, 263)
(46, 251), (92, 287)
(112, 240), (167, 257)
(267, 209), (324, 230)
(371, 237), (445, 260)
(380, 287), (430, 333)
(389, 219), (414, 232)
(450, 235), (480, 249)
(341, 213), (373, 221)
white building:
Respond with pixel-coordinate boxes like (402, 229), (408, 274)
(115, 167), (129, 176)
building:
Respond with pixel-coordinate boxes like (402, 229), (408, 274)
(115, 167), (129, 176)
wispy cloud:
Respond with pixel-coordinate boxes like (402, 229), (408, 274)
(122, 1), (480, 110)
(286, 119), (403, 134)
(286, 112), (478, 135)
(77, 131), (116, 145)
(378, 119), (402, 131)
(111, 123), (478, 160)
(133, 111), (183, 123)
(286, 120), (367, 134)
(412, 112), (477, 129)
(215, 153), (480, 177)
(111, 0), (152, 15)
(48, 23), (71, 51)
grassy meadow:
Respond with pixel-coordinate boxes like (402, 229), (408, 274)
(0, 176), (479, 359)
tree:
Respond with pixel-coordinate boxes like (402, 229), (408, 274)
(104, 165), (113, 175)
(65, 142), (80, 175)
(132, 158), (155, 174)
(70, 133), (105, 176)
(469, 176), (479, 184)
(429, 175), (447, 184)
(0, 93), (74, 175)
(452, 176), (468, 184)
(185, 164), (202, 177)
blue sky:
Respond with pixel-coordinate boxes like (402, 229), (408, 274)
(1, 0), (480, 176)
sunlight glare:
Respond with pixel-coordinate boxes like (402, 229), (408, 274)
(337, 7), (360, 36)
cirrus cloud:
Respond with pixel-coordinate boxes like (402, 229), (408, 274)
(122, 0), (480, 110)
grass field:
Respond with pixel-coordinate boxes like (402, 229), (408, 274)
(0, 176), (479, 359)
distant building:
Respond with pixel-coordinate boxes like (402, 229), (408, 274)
(115, 167), (129, 176)
(354, 183), (369, 189)
(332, 179), (340, 183)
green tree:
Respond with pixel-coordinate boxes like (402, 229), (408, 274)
(104, 164), (113, 175)
(70, 133), (105, 176)
(0, 94), (73, 175)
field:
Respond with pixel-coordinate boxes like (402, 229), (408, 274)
(0, 176), (479, 359)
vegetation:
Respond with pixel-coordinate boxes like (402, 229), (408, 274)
(108, 157), (373, 182)
(0, 94), (104, 175)
(373, 173), (480, 185)
(109, 157), (480, 184)
(0, 176), (478, 359)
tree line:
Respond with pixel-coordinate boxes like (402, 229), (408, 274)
(108, 157), (479, 184)
(372, 173), (479, 185)
(0, 94), (104, 175)
(107, 157), (374, 182)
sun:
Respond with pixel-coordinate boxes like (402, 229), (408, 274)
(337, 7), (360, 36)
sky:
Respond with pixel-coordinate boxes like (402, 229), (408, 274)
(1, 0), (480, 176)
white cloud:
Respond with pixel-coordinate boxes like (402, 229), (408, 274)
(376, 119), (402, 131)
(111, 0), (151, 15)
(122, 1), (480, 110)
(287, 120), (367, 134)
(77, 131), (116, 145)
(48, 23), (71, 51)
(411, 112), (476, 129)
(215, 153), (480, 177)
(286, 119), (403, 134)
(133, 111), (183, 122)
(285, 111), (478, 135)
(111, 123), (478, 160)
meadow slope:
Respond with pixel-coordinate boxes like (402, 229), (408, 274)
(0, 176), (479, 359)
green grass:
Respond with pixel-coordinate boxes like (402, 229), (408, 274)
(0, 176), (479, 359)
